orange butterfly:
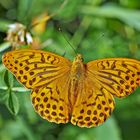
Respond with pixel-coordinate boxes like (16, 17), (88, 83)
(2, 49), (140, 128)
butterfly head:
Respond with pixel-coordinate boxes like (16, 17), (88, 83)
(74, 54), (83, 63)
(71, 54), (85, 78)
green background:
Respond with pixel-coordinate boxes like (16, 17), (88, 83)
(0, 0), (140, 140)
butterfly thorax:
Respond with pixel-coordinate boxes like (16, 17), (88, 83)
(69, 54), (85, 107)
(70, 54), (85, 78)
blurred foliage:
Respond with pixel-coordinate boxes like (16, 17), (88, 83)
(0, 0), (140, 140)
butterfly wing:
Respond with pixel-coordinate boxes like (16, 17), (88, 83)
(87, 58), (140, 98)
(2, 49), (71, 89)
(71, 76), (115, 128)
(71, 58), (140, 128)
(2, 49), (71, 124)
(31, 73), (71, 124)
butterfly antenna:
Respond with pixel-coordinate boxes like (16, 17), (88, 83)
(59, 28), (77, 55)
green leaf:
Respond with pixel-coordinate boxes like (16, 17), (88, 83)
(6, 90), (19, 115)
(3, 70), (14, 88)
(0, 19), (12, 32)
(81, 4), (140, 31)
(0, 89), (8, 103)
(17, 0), (33, 24)
(0, 42), (11, 52)
(18, 45), (31, 49)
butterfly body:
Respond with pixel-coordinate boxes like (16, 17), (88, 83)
(69, 54), (87, 108)
(2, 49), (140, 128)
(70, 54), (85, 78)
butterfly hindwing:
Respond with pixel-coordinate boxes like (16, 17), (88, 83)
(31, 73), (71, 124)
(71, 76), (115, 128)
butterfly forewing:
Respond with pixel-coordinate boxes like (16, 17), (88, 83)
(87, 58), (140, 98)
(2, 49), (71, 89)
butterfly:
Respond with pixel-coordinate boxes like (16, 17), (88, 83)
(2, 49), (140, 128)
